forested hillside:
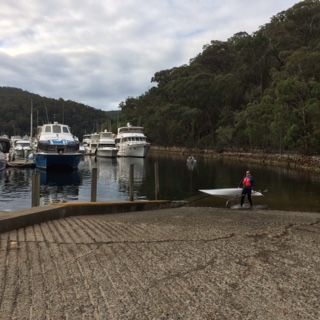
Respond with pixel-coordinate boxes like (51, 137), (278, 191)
(120, 0), (320, 154)
(0, 87), (116, 139)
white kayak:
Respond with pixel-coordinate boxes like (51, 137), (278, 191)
(199, 188), (263, 199)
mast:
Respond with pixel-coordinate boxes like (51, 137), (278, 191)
(30, 99), (33, 141)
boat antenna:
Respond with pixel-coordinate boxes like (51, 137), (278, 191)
(62, 102), (65, 123)
(30, 99), (33, 140)
(44, 103), (49, 123)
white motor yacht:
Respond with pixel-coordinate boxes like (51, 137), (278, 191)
(89, 133), (100, 155)
(96, 130), (118, 158)
(0, 136), (10, 171)
(115, 123), (150, 158)
(82, 134), (92, 155)
(10, 137), (32, 160)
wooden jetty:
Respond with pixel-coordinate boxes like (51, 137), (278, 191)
(6, 160), (35, 168)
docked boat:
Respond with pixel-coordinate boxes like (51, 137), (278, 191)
(0, 136), (10, 171)
(35, 122), (81, 170)
(115, 123), (150, 157)
(87, 133), (100, 155)
(81, 134), (92, 155)
(10, 137), (33, 160)
(96, 130), (118, 158)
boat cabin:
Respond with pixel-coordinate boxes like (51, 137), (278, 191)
(38, 123), (70, 135)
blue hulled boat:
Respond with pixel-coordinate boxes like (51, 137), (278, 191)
(35, 122), (81, 170)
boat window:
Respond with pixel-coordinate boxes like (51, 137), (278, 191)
(63, 126), (69, 133)
(101, 133), (112, 138)
(52, 125), (61, 133)
(99, 144), (115, 148)
(45, 126), (51, 133)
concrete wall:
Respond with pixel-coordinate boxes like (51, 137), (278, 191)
(0, 200), (175, 233)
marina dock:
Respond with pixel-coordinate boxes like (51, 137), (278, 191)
(6, 159), (35, 168)
(0, 202), (319, 319)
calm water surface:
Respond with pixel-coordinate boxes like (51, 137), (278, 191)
(0, 154), (320, 212)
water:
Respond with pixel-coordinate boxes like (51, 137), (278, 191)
(0, 154), (320, 212)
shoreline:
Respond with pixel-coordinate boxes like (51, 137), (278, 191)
(150, 146), (320, 174)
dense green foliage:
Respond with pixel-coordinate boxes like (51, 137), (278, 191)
(120, 0), (320, 154)
(0, 87), (118, 139)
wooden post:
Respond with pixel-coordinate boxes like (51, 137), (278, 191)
(154, 161), (159, 200)
(129, 164), (134, 201)
(91, 168), (98, 202)
(31, 172), (40, 207)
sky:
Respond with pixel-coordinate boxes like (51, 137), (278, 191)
(0, 0), (300, 111)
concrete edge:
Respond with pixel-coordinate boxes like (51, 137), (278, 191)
(0, 200), (182, 234)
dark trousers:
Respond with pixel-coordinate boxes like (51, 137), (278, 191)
(241, 188), (252, 207)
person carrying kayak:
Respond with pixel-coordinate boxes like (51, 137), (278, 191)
(239, 170), (255, 207)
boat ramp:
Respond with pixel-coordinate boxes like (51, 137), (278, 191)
(0, 201), (319, 319)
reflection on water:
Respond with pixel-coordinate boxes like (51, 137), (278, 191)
(1, 154), (320, 212)
(39, 169), (81, 186)
(117, 157), (146, 197)
(39, 169), (81, 205)
(0, 168), (34, 211)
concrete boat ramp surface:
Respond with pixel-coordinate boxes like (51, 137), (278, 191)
(0, 202), (319, 319)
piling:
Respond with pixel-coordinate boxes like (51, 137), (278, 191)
(129, 164), (134, 201)
(154, 161), (159, 200)
(91, 168), (98, 202)
(31, 172), (40, 207)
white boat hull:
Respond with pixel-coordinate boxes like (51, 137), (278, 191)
(199, 188), (263, 199)
(0, 138), (10, 170)
(96, 148), (118, 158)
(0, 154), (6, 171)
(117, 143), (150, 158)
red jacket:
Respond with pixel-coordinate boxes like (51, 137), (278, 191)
(243, 177), (253, 188)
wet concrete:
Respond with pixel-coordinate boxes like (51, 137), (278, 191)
(0, 206), (319, 319)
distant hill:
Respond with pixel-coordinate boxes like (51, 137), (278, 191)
(120, 0), (320, 154)
(0, 87), (119, 139)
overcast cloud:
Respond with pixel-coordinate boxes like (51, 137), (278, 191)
(0, 0), (299, 111)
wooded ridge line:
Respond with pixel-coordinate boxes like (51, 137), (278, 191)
(120, 1), (320, 155)
(1, 1), (319, 156)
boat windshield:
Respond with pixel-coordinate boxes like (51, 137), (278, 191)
(99, 144), (115, 148)
(52, 125), (62, 133)
(17, 142), (30, 147)
(118, 127), (144, 134)
(100, 132), (113, 138)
